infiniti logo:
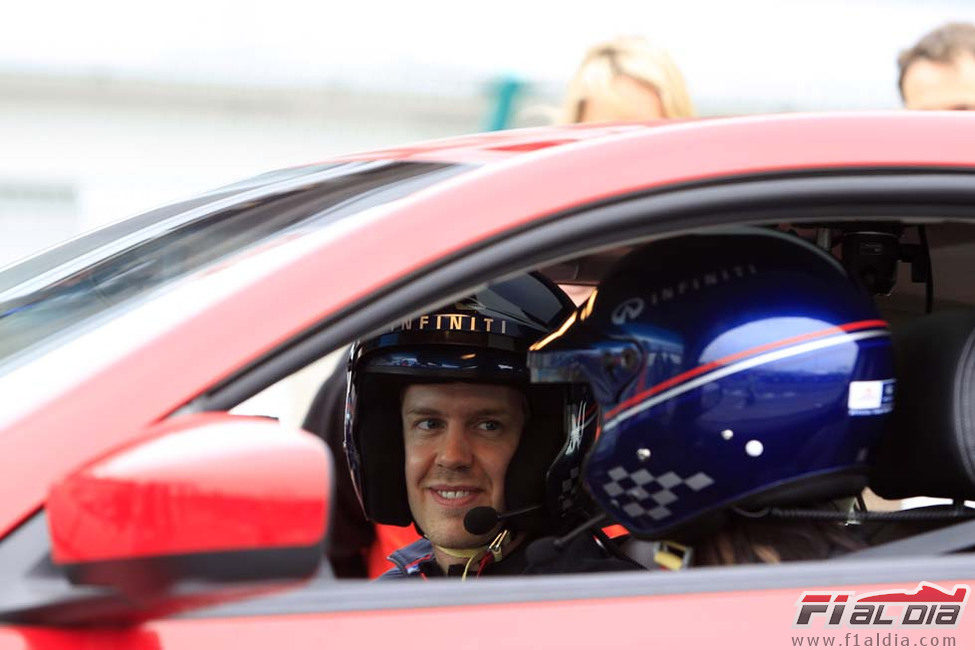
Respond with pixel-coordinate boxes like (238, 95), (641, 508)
(612, 298), (645, 325)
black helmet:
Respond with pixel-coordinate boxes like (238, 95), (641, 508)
(344, 273), (585, 532)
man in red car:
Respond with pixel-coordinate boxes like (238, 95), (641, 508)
(343, 274), (636, 578)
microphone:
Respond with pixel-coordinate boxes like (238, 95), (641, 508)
(524, 513), (608, 567)
(463, 504), (544, 535)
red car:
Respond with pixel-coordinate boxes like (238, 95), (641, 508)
(0, 113), (973, 648)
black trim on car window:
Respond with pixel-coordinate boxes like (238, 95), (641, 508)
(0, 162), (348, 292)
(183, 554), (975, 619)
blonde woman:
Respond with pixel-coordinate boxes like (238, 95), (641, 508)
(560, 36), (695, 123)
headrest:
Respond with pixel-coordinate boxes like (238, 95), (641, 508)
(870, 309), (975, 500)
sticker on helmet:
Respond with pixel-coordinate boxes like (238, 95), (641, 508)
(611, 298), (644, 325)
(848, 379), (895, 416)
(392, 313), (510, 334)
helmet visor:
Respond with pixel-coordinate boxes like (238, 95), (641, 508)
(359, 345), (528, 384)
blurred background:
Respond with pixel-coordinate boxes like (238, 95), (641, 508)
(1, 0), (973, 266)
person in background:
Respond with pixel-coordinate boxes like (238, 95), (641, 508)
(899, 22), (975, 110)
(560, 35), (695, 124)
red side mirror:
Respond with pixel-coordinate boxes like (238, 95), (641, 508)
(46, 413), (330, 593)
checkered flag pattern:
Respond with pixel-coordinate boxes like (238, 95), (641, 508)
(600, 465), (715, 523)
(558, 467), (580, 512)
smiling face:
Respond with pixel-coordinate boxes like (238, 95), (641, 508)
(401, 382), (525, 550)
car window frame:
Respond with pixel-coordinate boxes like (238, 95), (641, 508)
(181, 553), (975, 619)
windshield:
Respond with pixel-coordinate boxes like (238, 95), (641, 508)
(0, 160), (467, 369)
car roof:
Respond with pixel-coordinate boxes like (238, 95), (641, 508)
(327, 112), (975, 169)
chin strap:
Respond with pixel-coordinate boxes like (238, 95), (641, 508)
(435, 529), (512, 580)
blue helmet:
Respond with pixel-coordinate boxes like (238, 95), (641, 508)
(528, 229), (895, 540)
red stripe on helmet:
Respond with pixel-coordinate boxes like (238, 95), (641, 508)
(605, 319), (888, 420)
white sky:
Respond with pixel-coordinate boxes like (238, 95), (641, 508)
(4, 1), (975, 110)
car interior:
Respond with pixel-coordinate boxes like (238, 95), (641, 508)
(284, 220), (975, 579)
